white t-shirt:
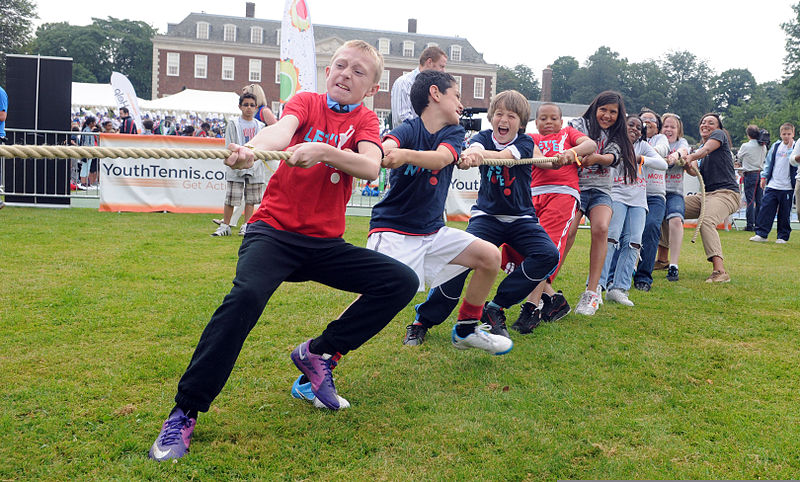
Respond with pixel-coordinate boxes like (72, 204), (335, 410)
(767, 141), (794, 190)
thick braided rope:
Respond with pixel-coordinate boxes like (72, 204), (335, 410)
(0, 144), (292, 162)
(674, 157), (705, 244)
(481, 156), (561, 166)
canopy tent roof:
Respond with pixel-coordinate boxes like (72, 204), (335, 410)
(71, 83), (241, 119)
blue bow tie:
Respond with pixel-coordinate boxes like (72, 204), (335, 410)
(331, 104), (350, 113)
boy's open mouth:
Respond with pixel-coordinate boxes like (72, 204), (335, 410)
(497, 127), (509, 136)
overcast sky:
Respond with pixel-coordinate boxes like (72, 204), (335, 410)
(33, 0), (795, 85)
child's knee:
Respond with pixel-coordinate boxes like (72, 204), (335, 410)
(476, 243), (501, 272)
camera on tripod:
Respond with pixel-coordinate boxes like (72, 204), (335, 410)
(459, 107), (487, 132)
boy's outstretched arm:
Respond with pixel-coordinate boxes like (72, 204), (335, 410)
(225, 115), (300, 169)
(381, 138), (456, 171)
(286, 140), (382, 181)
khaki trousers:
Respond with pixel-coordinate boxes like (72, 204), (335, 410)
(684, 189), (740, 261)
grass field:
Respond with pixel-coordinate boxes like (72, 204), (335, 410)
(1, 207), (799, 480)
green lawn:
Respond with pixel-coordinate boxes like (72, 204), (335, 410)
(1, 207), (798, 480)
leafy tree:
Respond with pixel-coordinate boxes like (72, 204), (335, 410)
(496, 64), (541, 102)
(0, 0), (38, 84)
(620, 60), (669, 116)
(549, 56), (578, 103)
(93, 18), (156, 98)
(661, 51), (713, 138)
(569, 46), (627, 104)
(711, 68), (756, 113)
(781, 2), (800, 96)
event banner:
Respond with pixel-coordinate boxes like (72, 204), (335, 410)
(280, 0), (316, 104)
(445, 168), (481, 221)
(99, 134), (227, 213)
(110, 72), (144, 133)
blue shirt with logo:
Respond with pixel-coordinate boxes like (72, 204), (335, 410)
(469, 129), (535, 216)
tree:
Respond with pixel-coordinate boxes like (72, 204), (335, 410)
(0, 0), (38, 84)
(549, 56), (578, 103)
(712, 68), (756, 113)
(620, 60), (669, 115)
(781, 2), (800, 76)
(569, 46), (627, 104)
(93, 18), (157, 98)
(661, 51), (713, 138)
(496, 64), (540, 101)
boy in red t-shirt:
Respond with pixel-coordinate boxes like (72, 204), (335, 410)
(148, 40), (418, 462)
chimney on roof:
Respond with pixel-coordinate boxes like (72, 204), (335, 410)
(541, 67), (553, 102)
(246, 2), (255, 18)
(408, 18), (417, 33)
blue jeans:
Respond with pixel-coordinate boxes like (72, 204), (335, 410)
(755, 187), (793, 240)
(742, 171), (763, 230)
(600, 202), (646, 291)
(634, 195), (666, 286)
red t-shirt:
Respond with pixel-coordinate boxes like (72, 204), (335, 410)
(249, 92), (381, 238)
(529, 126), (585, 191)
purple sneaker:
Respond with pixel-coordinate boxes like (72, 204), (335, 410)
(148, 407), (196, 462)
(290, 339), (341, 410)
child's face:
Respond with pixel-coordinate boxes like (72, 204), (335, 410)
(491, 105), (521, 144)
(640, 112), (659, 138)
(535, 105), (562, 136)
(780, 128), (794, 145)
(596, 103), (619, 130)
(325, 47), (380, 106)
(239, 98), (257, 120)
(626, 117), (643, 144)
(436, 83), (463, 126)
(662, 117), (679, 142)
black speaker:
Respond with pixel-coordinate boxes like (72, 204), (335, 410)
(4, 55), (72, 205)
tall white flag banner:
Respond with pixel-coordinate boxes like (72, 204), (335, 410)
(110, 72), (144, 133)
(280, 0), (316, 104)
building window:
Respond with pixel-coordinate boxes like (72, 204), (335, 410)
(166, 52), (180, 76)
(378, 38), (390, 55)
(375, 109), (391, 129)
(223, 24), (237, 42)
(474, 77), (485, 99)
(275, 60), (281, 83)
(250, 26), (263, 44)
(450, 45), (462, 62)
(453, 75), (462, 94)
(271, 101), (281, 114)
(196, 22), (209, 40)
(379, 70), (390, 92)
(403, 41), (414, 58)
(276, 29), (281, 45)
(222, 57), (235, 80)
(194, 55), (207, 79)
(249, 59), (261, 82)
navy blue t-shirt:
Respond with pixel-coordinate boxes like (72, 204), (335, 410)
(469, 129), (535, 216)
(369, 118), (465, 235)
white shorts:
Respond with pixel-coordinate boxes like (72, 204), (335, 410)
(367, 227), (475, 291)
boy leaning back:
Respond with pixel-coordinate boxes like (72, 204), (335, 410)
(148, 40), (419, 462)
(367, 70), (510, 354)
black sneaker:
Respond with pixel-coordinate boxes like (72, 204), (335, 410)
(481, 303), (510, 339)
(634, 281), (651, 292)
(511, 303), (540, 334)
(667, 265), (679, 282)
(541, 291), (571, 322)
(403, 324), (427, 346)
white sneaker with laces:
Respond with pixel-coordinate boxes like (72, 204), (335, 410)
(451, 323), (513, 355)
(596, 284), (604, 305)
(239, 224), (247, 236)
(776, 239), (787, 244)
(575, 291), (600, 315)
(607, 288), (634, 307)
(212, 224), (231, 236)
(749, 235), (767, 242)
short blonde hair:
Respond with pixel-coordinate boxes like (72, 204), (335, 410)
(332, 40), (384, 84)
(242, 84), (267, 106)
(488, 90), (530, 130)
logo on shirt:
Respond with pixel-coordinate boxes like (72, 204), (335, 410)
(403, 165), (442, 186)
(486, 165), (516, 196)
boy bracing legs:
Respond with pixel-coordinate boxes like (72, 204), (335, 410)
(148, 40), (418, 462)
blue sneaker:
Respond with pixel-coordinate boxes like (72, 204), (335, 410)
(148, 407), (196, 462)
(290, 375), (350, 409)
(290, 339), (341, 410)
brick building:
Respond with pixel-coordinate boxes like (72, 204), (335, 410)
(151, 6), (497, 127)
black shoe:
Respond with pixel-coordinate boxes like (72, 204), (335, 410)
(481, 303), (510, 339)
(403, 324), (427, 346)
(633, 282), (651, 292)
(511, 303), (540, 334)
(541, 291), (571, 322)
(666, 265), (679, 282)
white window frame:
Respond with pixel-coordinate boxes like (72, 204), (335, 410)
(249, 59), (262, 82)
(222, 56), (235, 81)
(375, 109), (391, 128)
(271, 101), (281, 114)
(250, 26), (263, 44)
(402, 41), (415, 58)
(166, 52), (180, 76)
(473, 77), (485, 99)
(275, 60), (281, 83)
(450, 45), (462, 62)
(453, 75), (462, 94)
(196, 22), (209, 40)
(378, 38), (390, 55)
(379, 70), (390, 92)
(276, 29), (281, 45)
(223, 24), (237, 42)
(194, 54), (207, 79)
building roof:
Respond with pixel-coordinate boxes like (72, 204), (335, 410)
(162, 12), (489, 64)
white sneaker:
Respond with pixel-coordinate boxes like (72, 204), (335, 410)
(212, 224), (231, 236)
(451, 324), (513, 355)
(239, 224), (247, 236)
(749, 235), (767, 242)
(606, 288), (634, 307)
(596, 284), (605, 305)
(575, 290), (600, 315)
(776, 239), (788, 244)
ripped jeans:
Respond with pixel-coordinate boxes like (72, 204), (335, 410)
(599, 201), (646, 292)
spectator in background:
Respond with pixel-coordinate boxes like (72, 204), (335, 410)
(750, 123), (797, 244)
(242, 84), (277, 126)
(118, 107), (138, 134)
(155, 117), (177, 135)
(102, 120), (116, 133)
(196, 122), (212, 137)
(390, 46), (447, 128)
(181, 125), (195, 136)
(142, 119), (154, 135)
(736, 125), (767, 231)
(79, 116), (99, 189)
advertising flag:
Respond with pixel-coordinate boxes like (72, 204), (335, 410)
(280, 0), (317, 104)
(110, 72), (144, 133)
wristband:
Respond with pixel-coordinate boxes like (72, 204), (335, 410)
(569, 148), (582, 166)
